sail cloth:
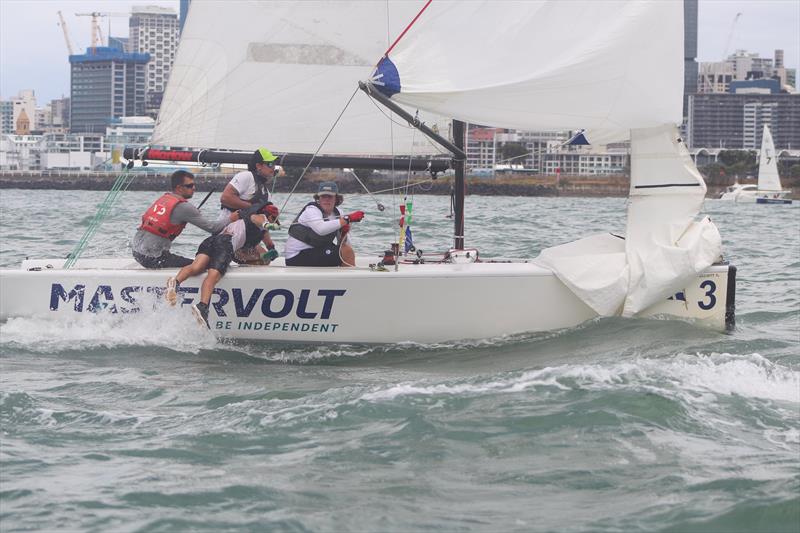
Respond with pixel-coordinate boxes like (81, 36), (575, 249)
(757, 125), (782, 191)
(374, 0), (683, 138)
(153, 0), (449, 155)
(371, 0), (720, 317)
(536, 126), (722, 317)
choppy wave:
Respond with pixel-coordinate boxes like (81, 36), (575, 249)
(1, 192), (799, 532)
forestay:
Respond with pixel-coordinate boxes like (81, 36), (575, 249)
(376, 0), (722, 317)
(757, 125), (782, 191)
(154, 0), (448, 155)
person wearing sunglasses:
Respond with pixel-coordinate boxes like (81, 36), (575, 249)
(132, 170), (237, 269)
(218, 147), (283, 256)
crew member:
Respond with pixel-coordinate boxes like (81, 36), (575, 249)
(284, 181), (364, 267)
(218, 147), (282, 219)
(166, 203), (280, 328)
(133, 170), (235, 269)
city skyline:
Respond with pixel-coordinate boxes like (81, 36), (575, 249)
(1, 0), (799, 104)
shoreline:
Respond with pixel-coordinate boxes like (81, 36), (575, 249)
(0, 170), (785, 198)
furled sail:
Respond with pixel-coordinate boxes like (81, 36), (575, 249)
(375, 0), (722, 317)
(154, 0), (448, 155)
(757, 125), (782, 191)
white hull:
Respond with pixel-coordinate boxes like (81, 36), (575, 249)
(720, 186), (792, 204)
(0, 258), (735, 343)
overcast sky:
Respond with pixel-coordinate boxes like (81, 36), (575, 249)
(1, 0), (798, 103)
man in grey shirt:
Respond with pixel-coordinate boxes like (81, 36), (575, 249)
(132, 170), (234, 269)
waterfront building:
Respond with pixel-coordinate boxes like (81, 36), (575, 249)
(39, 133), (108, 170)
(105, 116), (155, 166)
(688, 93), (800, 149)
(542, 147), (628, 177)
(466, 127), (565, 174)
(129, 6), (179, 117)
(0, 134), (42, 170)
(69, 47), (149, 134)
(0, 101), (13, 135)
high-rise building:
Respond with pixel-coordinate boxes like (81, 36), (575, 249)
(683, 0), (698, 119)
(129, 6), (179, 117)
(69, 47), (149, 134)
(687, 93), (800, 149)
(180, 0), (192, 33)
(0, 101), (14, 134)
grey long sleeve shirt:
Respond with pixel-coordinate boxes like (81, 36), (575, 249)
(131, 201), (229, 258)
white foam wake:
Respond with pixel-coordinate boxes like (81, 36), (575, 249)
(361, 352), (800, 404)
(0, 305), (217, 354)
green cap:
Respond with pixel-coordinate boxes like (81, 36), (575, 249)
(256, 148), (278, 163)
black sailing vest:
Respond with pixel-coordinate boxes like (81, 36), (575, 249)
(287, 202), (342, 247)
(221, 171), (269, 210)
(242, 217), (266, 249)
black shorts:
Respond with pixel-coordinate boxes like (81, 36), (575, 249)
(133, 250), (193, 269)
(196, 234), (234, 275)
(286, 244), (341, 267)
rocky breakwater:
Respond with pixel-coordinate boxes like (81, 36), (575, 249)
(0, 170), (634, 197)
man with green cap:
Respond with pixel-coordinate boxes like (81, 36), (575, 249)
(219, 147), (281, 260)
(219, 148), (279, 217)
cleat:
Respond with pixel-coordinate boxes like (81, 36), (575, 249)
(192, 302), (210, 329)
(165, 277), (178, 306)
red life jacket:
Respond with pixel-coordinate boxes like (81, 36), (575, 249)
(139, 193), (187, 240)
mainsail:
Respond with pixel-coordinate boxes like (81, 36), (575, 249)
(374, 0), (722, 316)
(155, 0), (448, 156)
(757, 125), (782, 191)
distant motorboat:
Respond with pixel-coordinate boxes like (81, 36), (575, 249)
(720, 125), (792, 204)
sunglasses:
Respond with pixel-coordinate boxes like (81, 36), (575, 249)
(181, 182), (196, 189)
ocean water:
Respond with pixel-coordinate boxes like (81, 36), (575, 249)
(1, 189), (798, 532)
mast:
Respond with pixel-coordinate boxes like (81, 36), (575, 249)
(453, 120), (465, 249)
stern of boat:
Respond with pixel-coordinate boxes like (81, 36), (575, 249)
(638, 262), (736, 331)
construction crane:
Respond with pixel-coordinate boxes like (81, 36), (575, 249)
(722, 12), (742, 59)
(75, 12), (129, 50)
(56, 11), (75, 56)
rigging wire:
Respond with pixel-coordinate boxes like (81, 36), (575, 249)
(279, 86), (360, 214)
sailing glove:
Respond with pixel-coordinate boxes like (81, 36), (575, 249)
(237, 199), (270, 220)
(344, 211), (365, 223)
(261, 245), (279, 263)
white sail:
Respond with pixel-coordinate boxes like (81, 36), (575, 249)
(371, 0), (720, 317)
(154, 0), (449, 155)
(536, 126), (722, 317)
(623, 125), (721, 315)
(757, 125), (782, 191)
(374, 0), (682, 137)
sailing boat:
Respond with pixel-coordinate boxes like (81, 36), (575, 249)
(720, 125), (792, 204)
(0, 1), (736, 342)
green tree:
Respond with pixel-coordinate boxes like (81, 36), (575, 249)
(498, 142), (529, 163)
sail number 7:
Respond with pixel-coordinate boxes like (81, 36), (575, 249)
(698, 280), (717, 310)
